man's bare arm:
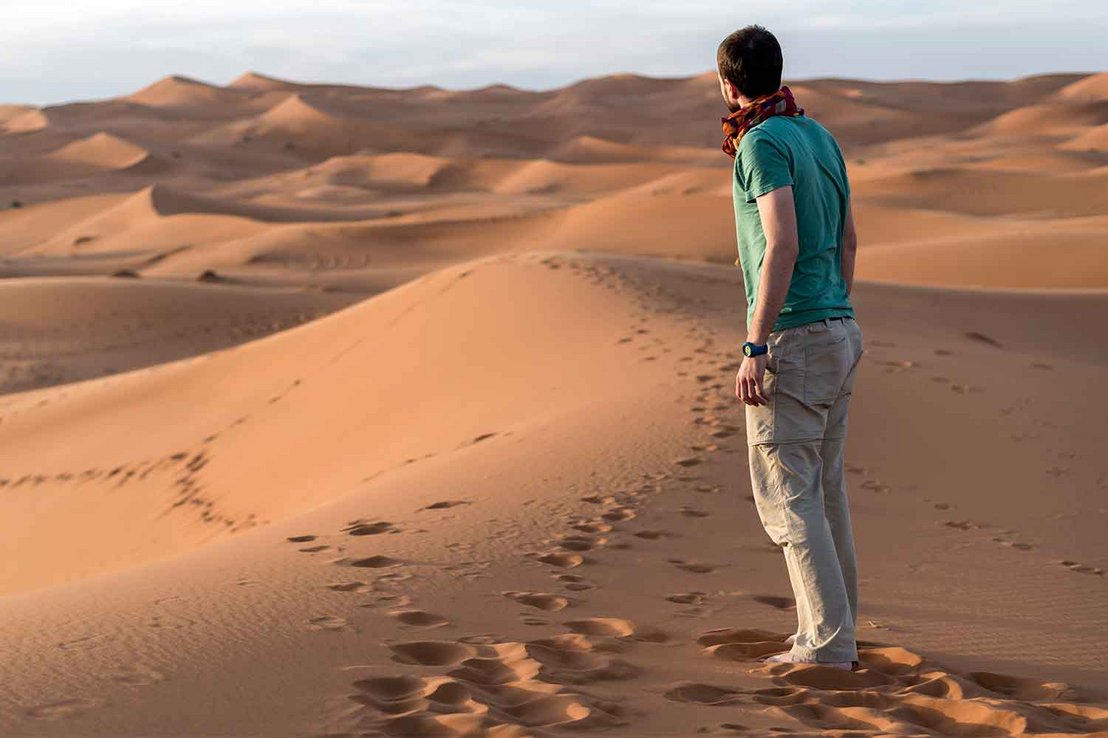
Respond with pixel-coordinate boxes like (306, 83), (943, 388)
(841, 196), (857, 295)
(746, 185), (800, 345)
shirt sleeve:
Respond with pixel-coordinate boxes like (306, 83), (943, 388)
(735, 131), (794, 203)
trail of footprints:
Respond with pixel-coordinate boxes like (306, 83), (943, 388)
(292, 256), (1106, 736)
(1, 376), (308, 533)
(667, 627), (1108, 736)
(859, 342), (1102, 577)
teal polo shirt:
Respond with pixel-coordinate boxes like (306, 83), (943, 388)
(731, 114), (855, 332)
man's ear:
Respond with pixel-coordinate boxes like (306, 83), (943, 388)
(723, 76), (740, 100)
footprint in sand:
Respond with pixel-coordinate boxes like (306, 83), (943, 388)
(667, 558), (717, 574)
(356, 637), (633, 733)
(860, 479), (890, 494)
(760, 648), (1101, 736)
(526, 633), (642, 683)
(556, 534), (604, 551)
(521, 616), (551, 626)
(942, 519), (988, 530)
(570, 521), (612, 534)
(752, 595), (795, 611)
(25, 697), (105, 720)
(308, 615), (352, 632)
(663, 682), (745, 707)
(666, 592), (707, 605)
(147, 614), (196, 630)
(346, 555), (403, 569)
(1054, 559), (1105, 576)
(298, 544), (330, 552)
(562, 617), (637, 638)
(992, 537), (1034, 550)
(965, 331), (1001, 347)
(697, 627), (793, 661)
(503, 591), (570, 611)
(328, 581), (373, 593)
(107, 664), (166, 686)
(57, 633), (113, 651)
(419, 499), (471, 511)
(343, 521), (396, 536)
(286, 534), (317, 542)
(389, 609), (450, 628)
(679, 506), (710, 518)
(554, 573), (594, 591)
(387, 640), (475, 666)
(532, 551), (585, 569)
(378, 570), (415, 585)
(601, 506), (636, 522)
(360, 593), (413, 610)
(967, 670), (1081, 700)
(633, 528), (670, 540)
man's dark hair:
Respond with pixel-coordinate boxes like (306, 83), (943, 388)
(717, 25), (783, 100)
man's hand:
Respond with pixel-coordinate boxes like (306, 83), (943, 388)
(736, 354), (769, 406)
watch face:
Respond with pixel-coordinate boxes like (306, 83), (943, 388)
(742, 344), (752, 357)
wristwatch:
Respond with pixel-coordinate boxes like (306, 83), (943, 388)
(742, 341), (768, 357)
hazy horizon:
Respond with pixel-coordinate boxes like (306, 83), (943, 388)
(12, 67), (1106, 111)
(3, 0), (1105, 106)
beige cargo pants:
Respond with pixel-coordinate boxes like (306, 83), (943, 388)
(746, 315), (864, 663)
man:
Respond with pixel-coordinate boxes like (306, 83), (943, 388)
(718, 25), (864, 671)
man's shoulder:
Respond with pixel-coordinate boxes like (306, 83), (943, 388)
(758, 116), (845, 166)
(740, 115), (819, 151)
(796, 115), (844, 152)
(736, 123), (785, 158)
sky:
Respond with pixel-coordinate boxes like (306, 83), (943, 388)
(3, 0), (1106, 105)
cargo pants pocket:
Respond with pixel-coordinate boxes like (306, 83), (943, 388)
(803, 322), (849, 405)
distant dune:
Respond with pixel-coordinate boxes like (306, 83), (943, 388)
(2, 69), (1104, 291)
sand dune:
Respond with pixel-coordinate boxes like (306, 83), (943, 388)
(0, 67), (1106, 736)
(0, 132), (168, 186)
(3, 69), (1104, 288)
(47, 132), (153, 169)
(127, 74), (254, 114)
(854, 166), (1108, 217)
(227, 70), (305, 92)
(1062, 123), (1108, 152)
(35, 185), (264, 257)
(2, 107), (50, 134)
(0, 104), (36, 124)
(0, 276), (357, 394)
(1057, 71), (1108, 101)
(215, 93), (416, 157)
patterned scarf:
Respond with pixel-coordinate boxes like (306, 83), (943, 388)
(720, 85), (804, 158)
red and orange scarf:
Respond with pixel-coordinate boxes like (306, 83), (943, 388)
(721, 85), (804, 158)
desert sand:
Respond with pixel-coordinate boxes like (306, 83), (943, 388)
(0, 69), (1105, 737)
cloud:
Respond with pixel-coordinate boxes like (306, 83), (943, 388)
(2, 0), (1105, 105)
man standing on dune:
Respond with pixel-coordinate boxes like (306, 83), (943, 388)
(719, 25), (864, 671)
